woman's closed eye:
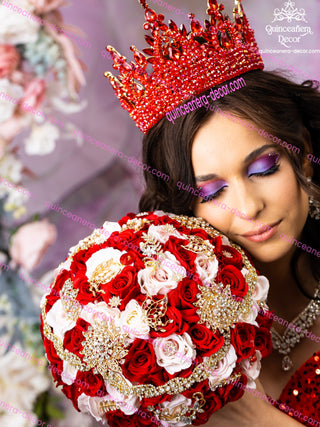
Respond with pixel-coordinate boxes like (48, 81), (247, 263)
(247, 152), (280, 177)
(198, 152), (281, 204)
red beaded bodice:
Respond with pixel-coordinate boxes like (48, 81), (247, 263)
(276, 352), (320, 426)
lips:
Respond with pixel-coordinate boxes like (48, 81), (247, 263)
(241, 222), (277, 237)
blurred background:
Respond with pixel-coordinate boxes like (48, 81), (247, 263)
(0, 0), (319, 426)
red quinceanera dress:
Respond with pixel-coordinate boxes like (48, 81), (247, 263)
(276, 352), (320, 425)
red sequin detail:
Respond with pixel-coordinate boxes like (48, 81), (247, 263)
(104, 1), (264, 134)
(276, 352), (320, 425)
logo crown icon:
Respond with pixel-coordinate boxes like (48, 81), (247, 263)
(104, 0), (264, 134)
(272, 1), (307, 23)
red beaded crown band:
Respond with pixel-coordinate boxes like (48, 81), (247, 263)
(104, 0), (264, 134)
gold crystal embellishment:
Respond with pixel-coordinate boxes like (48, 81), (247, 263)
(61, 279), (82, 322)
(80, 322), (129, 378)
(142, 294), (173, 332)
(89, 259), (123, 296)
(195, 284), (252, 332)
(108, 296), (122, 308)
(181, 234), (216, 259)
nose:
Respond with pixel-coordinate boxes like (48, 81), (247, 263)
(230, 180), (264, 221)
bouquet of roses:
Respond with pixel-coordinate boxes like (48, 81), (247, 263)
(40, 211), (272, 426)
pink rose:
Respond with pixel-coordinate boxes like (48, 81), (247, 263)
(20, 79), (46, 112)
(10, 219), (57, 272)
(0, 45), (20, 78)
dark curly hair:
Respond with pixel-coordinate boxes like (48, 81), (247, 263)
(138, 69), (320, 296)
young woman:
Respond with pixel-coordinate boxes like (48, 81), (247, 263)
(138, 69), (320, 425)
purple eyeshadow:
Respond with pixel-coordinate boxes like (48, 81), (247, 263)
(247, 152), (280, 175)
(199, 180), (228, 198)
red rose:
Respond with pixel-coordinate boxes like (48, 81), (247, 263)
(254, 327), (273, 357)
(73, 271), (97, 304)
(122, 339), (166, 384)
(218, 265), (248, 298)
(189, 324), (224, 357)
(118, 212), (141, 227)
(43, 337), (64, 385)
(218, 245), (243, 268)
(231, 323), (256, 362)
(46, 270), (72, 311)
(164, 236), (197, 271)
(75, 371), (106, 397)
(107, 229), (139, 251)
(63, 318), (89, 357)
(256, 308), (274, 329)
(61, 383), (82, 411)
(175, 279), (199, 307)
(71, 244), (101, 273)
(103, 266), (140, 309)
(106, 409), (158, 427)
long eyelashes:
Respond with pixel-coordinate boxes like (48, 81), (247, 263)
(247, 153), (280, 177)
(199, 152), (280, 204)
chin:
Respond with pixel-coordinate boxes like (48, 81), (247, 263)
(233, 239), (292, 264)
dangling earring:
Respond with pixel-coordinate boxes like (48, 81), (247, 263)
(307, 177), (320, 220)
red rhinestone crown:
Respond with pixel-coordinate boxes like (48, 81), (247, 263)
(105, 0), (264, 134)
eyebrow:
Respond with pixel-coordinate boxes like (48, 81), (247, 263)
(195, 144), (279, 183)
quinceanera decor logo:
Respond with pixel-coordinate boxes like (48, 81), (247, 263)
(265, 0), (313, 49)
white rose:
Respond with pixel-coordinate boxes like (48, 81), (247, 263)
(147, 224), (183, 244)
(138, 253), (183, 296)
(0, 78), (24, 124)
(80, 301), (121, 327)
(159, 394), (192, 427)
(119, 300), (149, 339)
(54, 258), (72, 277)
(106, 384), (139, 416)
(46, 300), (76, 340)
(61, 360), (78, 385)
(253, 275), (269, 302)
(77, 394), (108, 423)
(25, 122), (60, 155)
(153, 333), (196, 375)
(238, 301), (259, 326)
(0, 0), (39, 44)
(240, 350), (262, 389)
(206, 344), (237, 389)
(195, 253), (219, 285)
(85, 247), (125, 283)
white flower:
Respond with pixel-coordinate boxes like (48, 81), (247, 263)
(240, 350), (262, 389)
(0, 79), (24, 124)
(61, 360), (78, 385)
(0, 347), (49, 423)
(146, 224), (183, 244)
(253, 275), (269, 302)
(153, 333), (196, 375)
(138, 252), (183, 296)
(159, 394), (192, 427)
(80, 301), (121, 327)
(119, 300), (149, 339)
(238, 301), (259, 326)
(25, 122), (60, 155)
(46, 300), (76, 340)
(206, 344), (237, 389)
(195, 253), (219, 285)
(221, 235), (231, 245)
(0, 152), (23, 184)
(77, 394), (108, 423)
(106, 384), (139, 416)
(54, 258), (72, 277)
(85, 247), (125, 283)
(0, 0), (39, 44)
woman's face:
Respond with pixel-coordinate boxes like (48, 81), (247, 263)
(191, 112), (310, 263)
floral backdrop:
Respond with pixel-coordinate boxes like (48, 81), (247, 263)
(0, 0), (319, 426)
